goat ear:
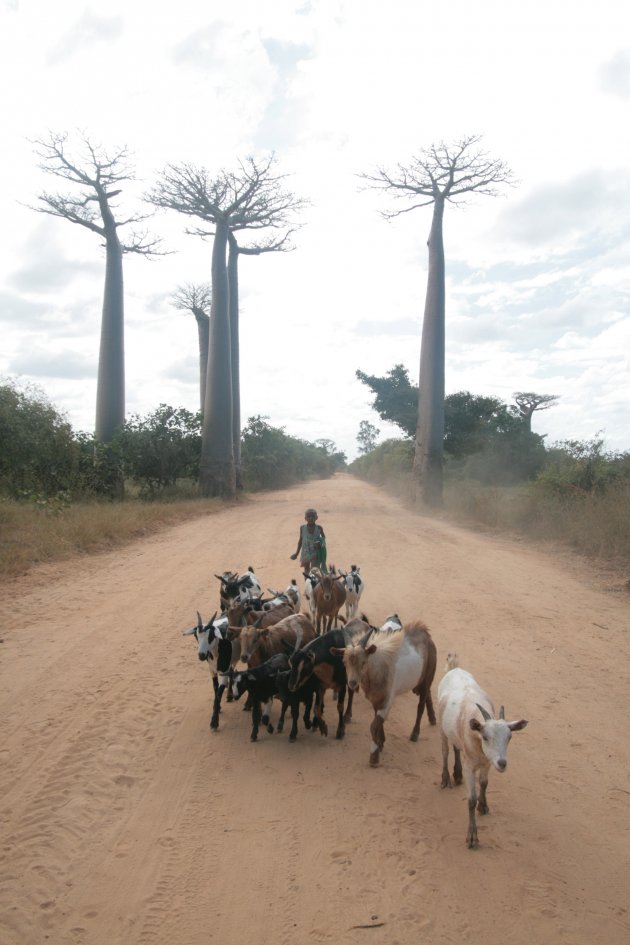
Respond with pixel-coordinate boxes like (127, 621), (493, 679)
(182, 626), (197, 636)
(509, 719), (529, 731)
(470, 717), (483, 732)
(365, 644), (377, 655)
(330, 646), (345, 656)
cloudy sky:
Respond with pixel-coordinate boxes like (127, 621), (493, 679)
(1, 0), (629, 460)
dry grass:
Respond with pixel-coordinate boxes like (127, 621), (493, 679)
(443, 480), (630, 566)
(0, 495), (233, 582)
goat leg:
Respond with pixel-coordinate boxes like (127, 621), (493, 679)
(343, 686), (354, 723)
(250, 700), (262, 742)
(477, 771), (489, 815)
(453, 747), (463, 785)
(335, 687), (346, 739)
(210, 683), (226, 731)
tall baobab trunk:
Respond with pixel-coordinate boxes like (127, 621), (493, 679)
(199, 220), (235, 497)
(413, 196), (446, 507)
(192, 307), (210, 412)
(227, 234), (243, 490)
(95, 217), (125, 445)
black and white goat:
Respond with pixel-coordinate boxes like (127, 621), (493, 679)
(340, 565), (364, 620)
(182, 611), (241, 730)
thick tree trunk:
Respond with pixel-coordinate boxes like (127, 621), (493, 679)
(199, 221), (235, 498)
(95, 230), (125, 444)
(227, 235), (243, 491)
(413, 196), (446, 508)
(192, 307), (210, 413)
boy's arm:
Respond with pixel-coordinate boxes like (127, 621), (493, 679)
(290, 528), (303, 559)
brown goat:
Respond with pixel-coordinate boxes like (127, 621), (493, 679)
(239, 613), (316, 667)
(313, 571), (347, 635)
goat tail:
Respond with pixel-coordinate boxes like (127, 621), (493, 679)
(444, 652), (459, 673)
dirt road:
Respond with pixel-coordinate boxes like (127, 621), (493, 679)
(1, 474), (628, 945)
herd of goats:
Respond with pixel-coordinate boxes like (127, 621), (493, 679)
(182, 565), (528, 849)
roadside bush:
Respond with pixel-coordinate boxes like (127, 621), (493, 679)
(116, 405), (202, 496)
(0, 380), (85, 497)
(531, 437), (629, 497)
(349, 438), (413, 484)
(241, 415), (337, 490)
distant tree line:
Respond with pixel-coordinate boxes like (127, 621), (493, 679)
(0, 381), (344, 500)
(354, 364), (557, 484)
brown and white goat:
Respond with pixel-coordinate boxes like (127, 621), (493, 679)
(227, 599), (295, 628)
(331, 619), (437, 766)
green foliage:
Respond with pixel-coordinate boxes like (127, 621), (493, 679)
(241, 416), (339, 490)
(314, 439), (347, 468)
(357, 419), (380, 455)
(349, 438), (413, 485)
(356, 364), (417, 437)
(116, 405), (202, 496)
(443, 391), (517, 457)
(355, 366), (548, 484)
(532, 437), (630, 497)
(0, 380), (85, 498)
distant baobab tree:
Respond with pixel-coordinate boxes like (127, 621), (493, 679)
(30, 132), (162, 451)
(147, 154), (305, 497)
(513, 392), (559, 432)
(171, 283), (212, 412)
(360, 135), (515, 507)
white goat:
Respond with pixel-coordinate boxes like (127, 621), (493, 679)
(438, 654), (528, 849)
(302, 567), (321, 620)
(341, 565), (364, 620)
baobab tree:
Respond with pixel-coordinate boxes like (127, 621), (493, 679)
(171, 282), (212, 412)
(513, 392), (559, 432)
(227, 227), (296, 489)
(147, 154), (304, 497)
(361, 135), (514, 507)
(30, 132), (161, 449)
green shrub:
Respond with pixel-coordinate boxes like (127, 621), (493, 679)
(0, 380), (85, 497)
(241, 415), (338, 490)
(116, 405), (202, 496)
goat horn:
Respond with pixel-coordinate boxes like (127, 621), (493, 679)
(196, 611), (203, 629)
(475, 702), (493, 722)
(499, 705), (505, 719)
